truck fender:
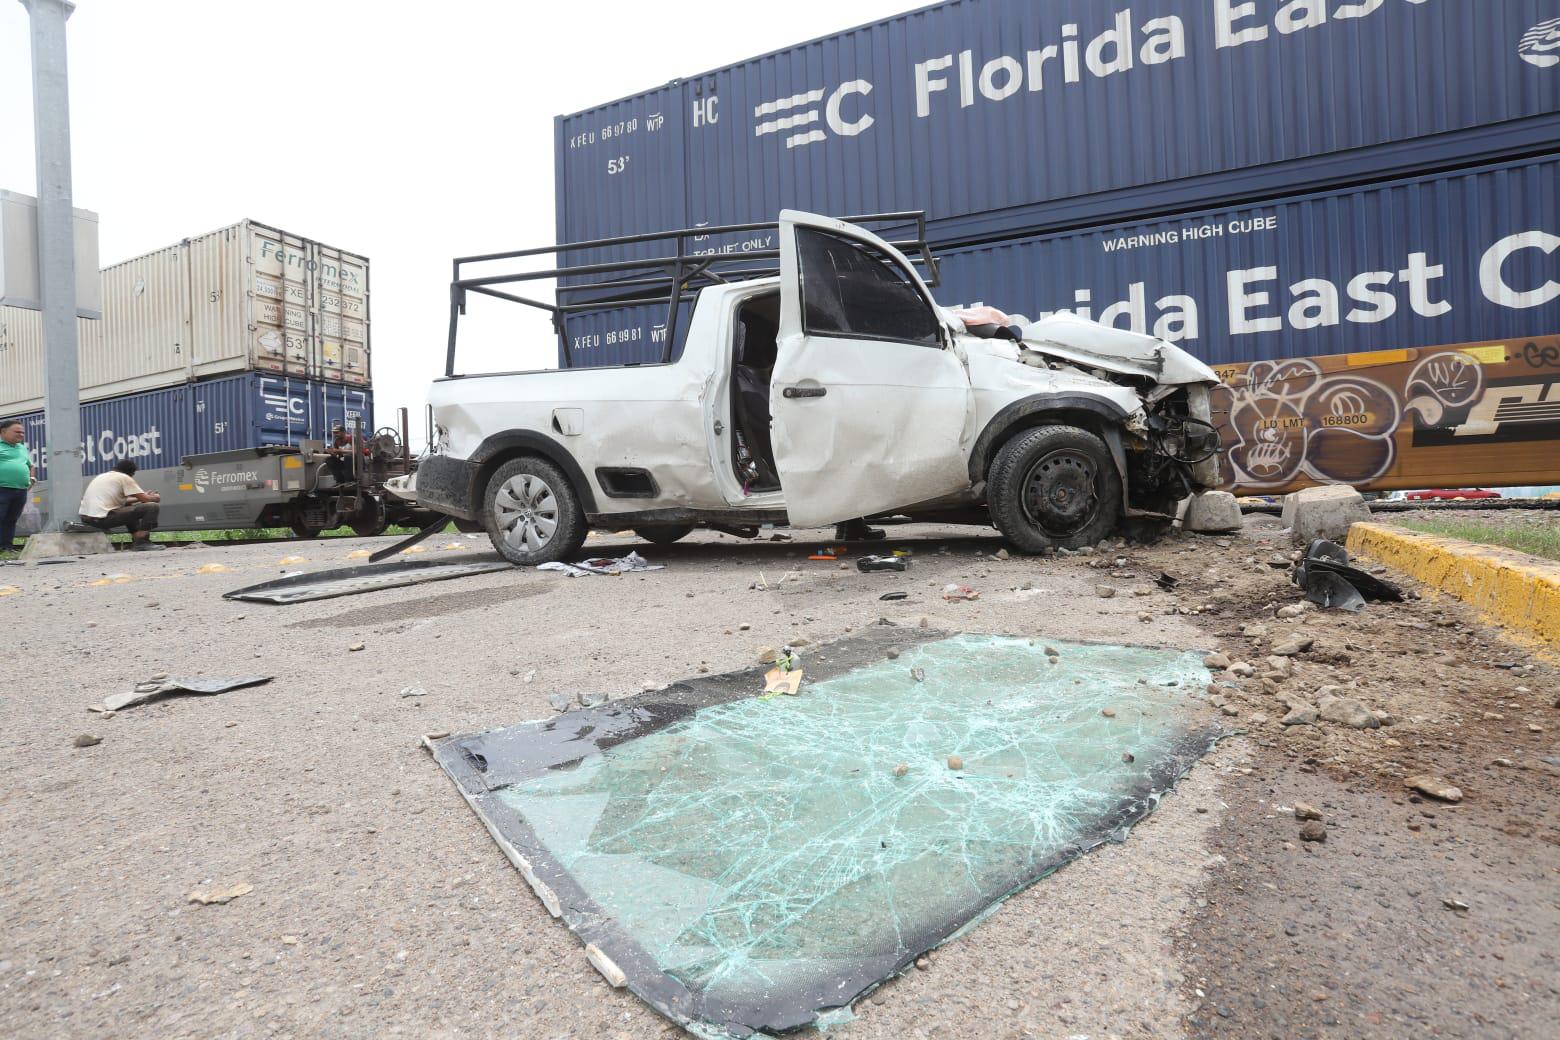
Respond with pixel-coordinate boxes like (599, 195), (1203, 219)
(967, 394), (1133, 487)
(468, 429), (599, 514)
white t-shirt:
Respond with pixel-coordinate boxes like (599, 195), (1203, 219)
(79, 471), (146, 518)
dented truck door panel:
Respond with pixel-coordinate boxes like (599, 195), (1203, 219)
(770, 211), (974, 528)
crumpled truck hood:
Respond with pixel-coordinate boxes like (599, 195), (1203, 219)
(1016, 312), (1218, 386)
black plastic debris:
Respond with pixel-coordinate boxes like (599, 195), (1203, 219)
(1293, 539), (1403, 612)
(224, 559), (514, 604)
(1154, 572), (1180, 590)
(858, 555), (909, 573)
(879, 591), (909, 601)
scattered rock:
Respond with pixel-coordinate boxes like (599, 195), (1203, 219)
(1275, 604), (1305, 620)
(1282, 483), (1371, 544)
(1121, 751), (1135, 763)
(994, 548), (1010, 561)
(547, 692), (570, 712)
(947, 755), (964, 770)
(1271, 634), (1314, 657)
(1137, 612), (1154, 623)
(1442, 898), (1471, 913)
(1264, 656), (1294, 678)
(1280, 703), (1319, 727)
(738, 623), (751, 631)
(886, 648), (900, 660)
(1293, 802), (1323, 821)
(1317, 688), (1379, 729)
(910, 667), (926, 683)
(348, 642), (365, 652)
(756, 646), (778, 664)
(893, 763), (909, 778)
(188, 882), (254, 906)
(1182, 490), (1242, 533)
(578, 691), (608, 708)
(1095, 585), (1117, 599)
(1228, 661), (1256, 678)
(72, 734), (101, 748)
(1203, 652), (1231, 670)
(1405, 775), (1463, 803)
(1101, 707), (1116, 718)
(1250, 713), (1269, 725)
(399, 685), (428, 699)
(1242, 622), (1270, 638)
(1298, 821), (1327, 843)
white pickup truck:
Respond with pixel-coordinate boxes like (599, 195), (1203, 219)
(415, 211), (1221, 564)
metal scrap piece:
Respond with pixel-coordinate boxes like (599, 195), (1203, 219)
(223, 559), (515, 604)
(99, 676), (274, 712)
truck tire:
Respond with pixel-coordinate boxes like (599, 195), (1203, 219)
(482, 456), (587, 565)
(634, 524), (694, 546)
(987, 425), (1121, 554)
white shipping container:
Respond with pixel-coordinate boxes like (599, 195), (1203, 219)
(0, 219), (370, 415)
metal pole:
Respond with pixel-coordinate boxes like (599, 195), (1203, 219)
(21, 0), (82, 533)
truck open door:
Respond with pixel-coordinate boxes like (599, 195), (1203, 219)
(770, 211), (974, 528)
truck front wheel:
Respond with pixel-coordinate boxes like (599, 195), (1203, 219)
(482, 456), (587, 565)
(987, 425), (1121, 554)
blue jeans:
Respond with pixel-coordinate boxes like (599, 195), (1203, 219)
(0, 486), (26, 551)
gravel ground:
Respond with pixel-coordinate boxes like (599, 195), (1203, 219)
(0, 520), (1554, 1039)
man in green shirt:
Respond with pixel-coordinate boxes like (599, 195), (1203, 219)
(0, 419), (36, 554)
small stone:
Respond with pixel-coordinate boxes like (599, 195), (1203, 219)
(150, 672), (168, 680)
(1101, 707), (1116, 718)
(1043, 645), (1060, 657)
(72, 734), (101, 748)
(1276, 604), (1305, 619)
(918, 617), (929, 629)
(1228, 661), (1256, 678)
(756, 646), (778, 664)
(994, 548), (1010, 561)
(280, 935), (299, 945)
(1281, 703), (1319, 727)
(947, 755), (964, 770)
(224, 720), (238, 728)
(1242, 623), (1269, 638)
(1250, 713), (1269, 725)
(915, 956), (931, 970)
(893, 763), (909, 777)
(1220, 704), (1240, 717)
(738, 623), (751, 631)
(348, 642), (365, 652)
(578, 691), (608, 708)
(1264, 656), (1294, 678)
(547, 692), (570, 712)
(1121, 751), (1135, 763)
(1271, 634), (1314, 657)
(1442, 898), (1471, 913)
(886, 648), (900, 660)
(1095, 585), (1116, 599)
(1298, 820), (1327, 842)
(1138, 612), (1153, 622)
(1405, 775), (1463, 803)
(910, 667), (926, 683)
(1203, 652), (1231, 670)
(1294, 802), (1323, 821)
(1317, 688), (1379, 729)
(399, 685), (427, 699)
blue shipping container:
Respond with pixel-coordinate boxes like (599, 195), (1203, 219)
(15, 373), (373, 481)
(554, 153), (1559, 367)
(557, 0), (1560, 249)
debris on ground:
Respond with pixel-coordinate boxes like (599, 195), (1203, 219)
(72, 734), (101, 748)
(547, 692), (571, 712)
(1095, 585), (1117, 598)
(94, 675), (273, 713)
(225, 560), (514, 604)
(187, 882), (254, 906)
(880, 591), (908, 601)
(762, 667), (803, 697)
(946, 755), (964, 770)
(1293, 803), (1323, 821)
(941, 584), (979, 601)
(1406, 775), (1464, 803)
(1298, 820), (1327, 842)
(348, 642), (365, 652)
(857, 555), (909, 572)
(1293, 539), (1403, 611)
(578, 691), (609, 708)
(910, 666), (926, 682)
(538, 552), (663, 577)
(400, 685), (428, 699)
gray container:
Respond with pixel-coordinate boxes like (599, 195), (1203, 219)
(0, 219), (369, 415)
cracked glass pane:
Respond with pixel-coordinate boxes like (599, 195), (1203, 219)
(433, 631), (1220, 1037)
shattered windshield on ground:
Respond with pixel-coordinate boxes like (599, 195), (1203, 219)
(431, 629), (1222, 1037)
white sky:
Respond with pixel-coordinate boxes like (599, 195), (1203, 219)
(0, 0), (913, 441)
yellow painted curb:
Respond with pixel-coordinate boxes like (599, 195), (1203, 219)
(1346, 522), (1560, 649)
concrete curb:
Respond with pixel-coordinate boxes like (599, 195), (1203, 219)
(1346, 522), (1559, 650)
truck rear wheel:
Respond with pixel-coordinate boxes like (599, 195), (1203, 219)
(987, 425), (1121, 554)
(482, 456), (587, 565)
(634, 524), (694, 546)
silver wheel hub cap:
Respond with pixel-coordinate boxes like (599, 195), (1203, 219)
(494, 474), (559, 553)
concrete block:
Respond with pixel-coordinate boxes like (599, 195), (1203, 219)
(1181, 491), (1242, 533)
(19, 531), (113, 560)
(1285, 484), (1371, 544)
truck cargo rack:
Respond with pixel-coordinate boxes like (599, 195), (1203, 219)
(445, 212), (937, 374)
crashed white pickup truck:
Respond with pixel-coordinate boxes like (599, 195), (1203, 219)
(415, 211), (1221, 565)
